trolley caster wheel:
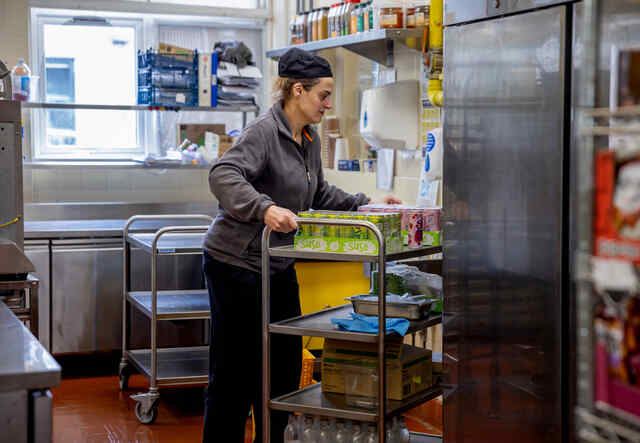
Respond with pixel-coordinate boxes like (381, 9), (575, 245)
(119, 373), (130, 391)
(135, 401), (158, 425)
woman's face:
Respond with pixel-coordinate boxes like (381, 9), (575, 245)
(297, 77), (333, 124)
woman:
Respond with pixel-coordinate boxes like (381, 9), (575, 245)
(203, 47), (400, 442)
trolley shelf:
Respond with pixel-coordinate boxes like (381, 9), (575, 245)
(268, 245), (442, 263)
(125, 347), (209, 385)
(269, 304), (442, 343)
(127, 232), (205, 254)
(270, 382), (443, 423)
(126, 290), (210, 320)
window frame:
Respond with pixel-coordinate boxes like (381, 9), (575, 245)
(29, 2), (270, 162)
(30, 12), (145, 160)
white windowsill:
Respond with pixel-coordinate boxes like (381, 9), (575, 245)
(24, 160), (210, 169)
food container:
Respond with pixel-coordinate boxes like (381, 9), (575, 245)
(379, 6), (404, 29)
(346, 294), (434, 320)
(407, 210), (423, 248)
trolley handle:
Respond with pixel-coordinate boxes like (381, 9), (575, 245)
(261, 216), (385, 252)
(123, 214), (214, 238)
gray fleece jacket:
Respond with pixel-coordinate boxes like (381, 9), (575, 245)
(204, 101), (370, 273)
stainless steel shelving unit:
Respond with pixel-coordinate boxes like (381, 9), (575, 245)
(119, 214), (213, 424)
(265, 28), (425, 67)
(574, 1), (640, 441)
(261, 217), (442, 443)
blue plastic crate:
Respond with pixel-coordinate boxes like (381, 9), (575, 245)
(137, 86), (198, 107)
(138, 68), (197, 89)
(138, 49), (197, 71)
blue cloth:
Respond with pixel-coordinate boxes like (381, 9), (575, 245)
(331, 313), (410, 336)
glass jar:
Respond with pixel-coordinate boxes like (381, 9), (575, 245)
(414, 3), (429, 28)
(379, 6), (403, 29)
(406, 6), (416, 28)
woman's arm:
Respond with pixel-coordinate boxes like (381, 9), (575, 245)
(209, 125), (275, 223)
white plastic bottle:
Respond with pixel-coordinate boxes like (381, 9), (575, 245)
(352, 423), (365, 443)
(397, 417), (410, 443)
(318, 419), (331, 443)
(385, 421), (394, 442)
(335, 421), (348, 443)
(302, 416), (315, 443)
(285, 414), (301, 443)
(365, 424), (378, 443)
(11, 59), (31, 102)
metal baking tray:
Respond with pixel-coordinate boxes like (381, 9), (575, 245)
(346, 294), (435, 320)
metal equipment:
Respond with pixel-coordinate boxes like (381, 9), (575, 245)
(0, 100), (38, 337)
(119, 214), (213, 424)
(0, 100), (59, 443)
(442, 1), (579, 441)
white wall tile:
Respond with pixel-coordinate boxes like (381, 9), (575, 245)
(81, 170), (108, 191)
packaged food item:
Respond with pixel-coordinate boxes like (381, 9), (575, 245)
(595, 297), (640, 419)
(322, 339), (433, 401)
(294, 210), (400, 255)
(379, 4), (403, 29)
(407, 210), (423, 248)
(407, 2), (429, 28)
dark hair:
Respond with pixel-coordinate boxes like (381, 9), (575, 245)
(272, 76), (320, 103)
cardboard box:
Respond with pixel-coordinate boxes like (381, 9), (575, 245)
(158, 42), (194, 55)
(217, 136), (235, 157)
(321, 339), (432, 401)
(177, 124), (225, 147)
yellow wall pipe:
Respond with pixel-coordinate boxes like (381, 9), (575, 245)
(429, 0), (443, 50)
(427, 0), (443, 108)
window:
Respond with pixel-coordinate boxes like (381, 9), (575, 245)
(32, 14), (143, 159)
(30, 5), (267, 160)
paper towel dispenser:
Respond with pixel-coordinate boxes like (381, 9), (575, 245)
(359, 80), (420, 150)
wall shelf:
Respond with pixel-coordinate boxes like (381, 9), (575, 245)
(23, 102), (259, 113)
(266, 28), (425, 67)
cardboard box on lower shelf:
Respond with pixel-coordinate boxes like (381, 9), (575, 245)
(321, 338), (433, 402)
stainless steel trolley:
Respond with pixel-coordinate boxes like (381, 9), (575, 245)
(262, 217), (444, 443)
(119, 215), (213, 424)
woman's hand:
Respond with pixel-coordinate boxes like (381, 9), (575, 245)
(374, 195), (402, 205)
(264, 205), (298, 233)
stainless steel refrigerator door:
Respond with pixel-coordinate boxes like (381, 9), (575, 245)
(443, 6), (567, 443)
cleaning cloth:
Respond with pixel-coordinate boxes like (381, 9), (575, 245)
(331, 313), (410, 336)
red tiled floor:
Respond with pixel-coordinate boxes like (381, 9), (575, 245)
(52, 375), (206, 443)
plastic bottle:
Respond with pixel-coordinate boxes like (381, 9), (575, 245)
(335, 421), (348, 443)
(285, 415), (301, 443)
(365, 424), (378, 443)
(385, 421), (394, 443)
(350, 1), (361, 34)
(11, 59), (31, 102)
(311, 8), (319, 41)
(289, 12), (298, 45)
(318, 419), (331, 443)
(352, 424), (365, 443)
(328, 4), (336, 38)
(397, 417), (410, 443)
(357, 3), (365, 32)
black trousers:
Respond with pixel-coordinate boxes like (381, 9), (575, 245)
(202, 251), (302, 443)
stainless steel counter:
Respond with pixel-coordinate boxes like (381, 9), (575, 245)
(24, 218), (211, 239)
(0, 301), (60, 392)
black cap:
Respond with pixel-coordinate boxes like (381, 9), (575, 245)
(278, 48), (333, 79)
